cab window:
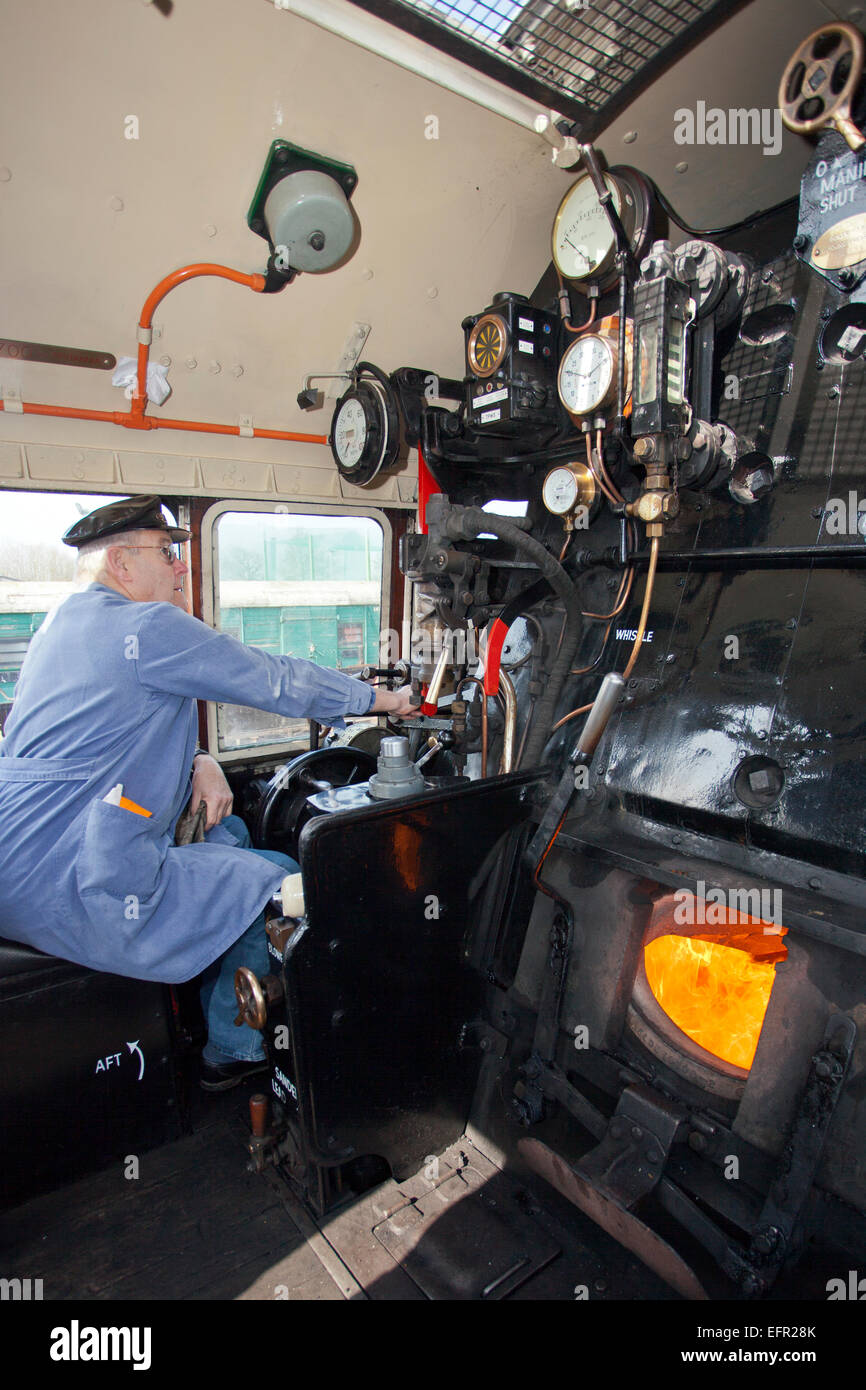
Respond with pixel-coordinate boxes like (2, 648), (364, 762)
(209, 506), (386, 755)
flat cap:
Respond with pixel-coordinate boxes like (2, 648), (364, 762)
(62, 495), (189, 548)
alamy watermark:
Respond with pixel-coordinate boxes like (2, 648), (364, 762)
(674, 101), (782, 157)
(673, 880), (783, 928)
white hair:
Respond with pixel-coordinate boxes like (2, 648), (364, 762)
(75, 529), (150, 586)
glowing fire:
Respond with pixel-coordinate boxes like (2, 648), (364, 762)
(644, 931), (784, 1070)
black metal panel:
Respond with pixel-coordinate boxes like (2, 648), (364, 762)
(287, 771), (542, 1181)
(541, 234), (866, 881)
(0, 960), (181, 1207)
(346, 0), (755, 137)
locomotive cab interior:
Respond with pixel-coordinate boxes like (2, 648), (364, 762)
(3, 0), (866, 1334)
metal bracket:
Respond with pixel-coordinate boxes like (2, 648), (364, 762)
(747, 1012), (856, 1275)
(576, 1083), (687, 1206)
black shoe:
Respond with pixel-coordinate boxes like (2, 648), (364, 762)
(200, 1056), (269, 1092)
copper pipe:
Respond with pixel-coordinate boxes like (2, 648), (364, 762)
(552, 701), (592, 732)
(622, 536), (659, 681)
(481, 688), (488, 777)
(498, 669), (517, 774)
(595, 427), (624, 505)
(557, 269), (598, 335)
(586, 432), (619, 506)
(582, 565), (634, 622)
(556, 539), (658, 729)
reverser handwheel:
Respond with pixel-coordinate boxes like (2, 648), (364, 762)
(253, 746), (377, 853)
(779, 22), (865, 151)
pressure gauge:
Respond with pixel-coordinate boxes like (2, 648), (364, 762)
(551, 167), (653, 290)
(332, 395), (368, 470)
(467, 313), (508, 378)
(557, 317), (632, 421)
(542, 461), (598, 518)
(553, 174), (622, 283)
(330, 368), (400, 486)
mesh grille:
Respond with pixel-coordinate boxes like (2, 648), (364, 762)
(348, 0), (748, 132)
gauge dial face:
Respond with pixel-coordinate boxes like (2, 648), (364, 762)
(467, 313), (508, 377)
(542, 466), (580, 515)
(333, 396), (368, 469)
(558, 334), (615, 417)
(552, 174), (622, 282)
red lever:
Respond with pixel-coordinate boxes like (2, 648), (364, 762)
(484, 618), (509, 697)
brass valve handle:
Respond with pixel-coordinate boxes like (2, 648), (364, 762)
(234, 966), (268, 1029)
(779, 22), (865, 151)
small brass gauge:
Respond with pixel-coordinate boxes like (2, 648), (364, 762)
(542, 461), (598, 518)
(467, 313), (508, 377)
(557, 316), (633, 422)
(552, 167), (652, 290)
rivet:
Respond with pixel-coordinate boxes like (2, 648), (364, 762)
(204, 223), (217, 237)
(0, 167), (11, 182)
(427, 286), (439, 299)
(809, 877), (821, 889)
(231, 364), (244, 377)
(622, 131), (637, 144)
(209, 361), (221, 374)
(159, 355), (171, 367)
(109, 195), (124, 212)
(185, 358), (197, 370)
(362, 268), (374, 280)
(675, 161), (688, 174)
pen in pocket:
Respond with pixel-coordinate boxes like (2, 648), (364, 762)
(103, 783), (152, 818)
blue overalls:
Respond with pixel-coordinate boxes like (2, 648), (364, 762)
(0, 584), (375, 1001)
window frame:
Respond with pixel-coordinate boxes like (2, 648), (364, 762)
(200, 498), (392, 763)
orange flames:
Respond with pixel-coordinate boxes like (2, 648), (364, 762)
(644, 911), (787, 1070)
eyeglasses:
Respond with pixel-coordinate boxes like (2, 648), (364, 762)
(114, 544), (182, 565)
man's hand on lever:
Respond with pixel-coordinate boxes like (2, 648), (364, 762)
(370, 684), (419, 719)
(191, 752), (233, 831)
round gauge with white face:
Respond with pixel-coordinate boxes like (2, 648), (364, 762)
(332, 396), (368, 470)
(330, 373), (401, 486)
(552, 173), (622, 282)
(558, 333), (616, 418)
(543, 465), (581, 515)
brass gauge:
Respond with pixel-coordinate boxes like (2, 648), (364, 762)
(467, 313), (508, 377)
(557, 315), (633, 423)
(552, 167), (652, 290)
(542, 461), (598, 518)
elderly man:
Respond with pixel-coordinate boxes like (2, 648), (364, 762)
(0, 495), (415, 1089)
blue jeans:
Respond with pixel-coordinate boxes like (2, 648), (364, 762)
(199, 814), (298, 1063)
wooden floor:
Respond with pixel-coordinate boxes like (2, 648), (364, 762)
(0, 1073), (847, 1303)
(0, 1083), (346, 1302)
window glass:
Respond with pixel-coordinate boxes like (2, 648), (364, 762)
(0, 491), (118, 733)
(214, 510), (384, 752)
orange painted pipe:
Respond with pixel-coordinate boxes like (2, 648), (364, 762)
(132, 263), (266, 416)
(0, 261), (329, 443)
(0, 398), (327, 443)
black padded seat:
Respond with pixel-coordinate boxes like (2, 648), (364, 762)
(0, 935), (85, 981)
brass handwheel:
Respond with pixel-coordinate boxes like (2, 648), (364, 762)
(234, 966), (267, 1029)
(779, 22), (865, 151)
